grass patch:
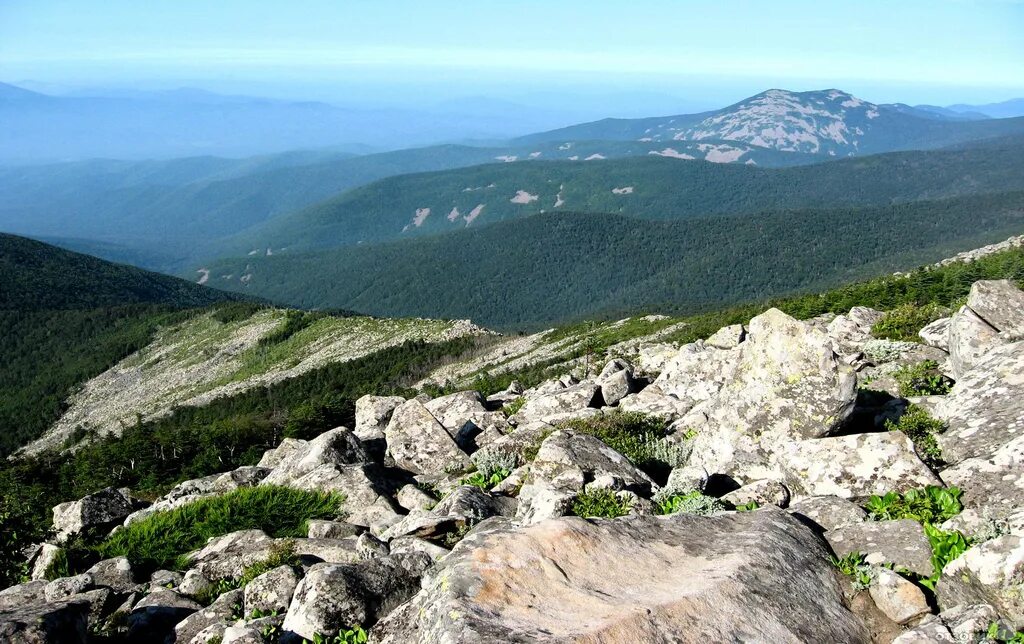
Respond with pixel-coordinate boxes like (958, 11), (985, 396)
(96, 486), (341, 574)
(892, 360), (952, 397)
(569, 489), (633, 519)
(871, 303), (946, 342)
(558, 412), (683, 482)
(884, 406), (947, 467)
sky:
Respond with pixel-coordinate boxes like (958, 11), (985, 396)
(1, 0), (1022, 109)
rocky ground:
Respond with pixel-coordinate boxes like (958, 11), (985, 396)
(3, 278), (1024, 643)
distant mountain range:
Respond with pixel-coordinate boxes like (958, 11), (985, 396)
(516, 89), (1024, 157)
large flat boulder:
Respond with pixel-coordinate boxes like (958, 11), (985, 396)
(383, 399), (470, 475)
(515, 383), (601, 425)
(52, 487), (142, 541)
(370, 510), (867, 643)
(936, 535), (1024, 624)
(0, 601), (89, 644)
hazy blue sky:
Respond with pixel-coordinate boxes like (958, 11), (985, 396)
(2, 0), (1022, 108)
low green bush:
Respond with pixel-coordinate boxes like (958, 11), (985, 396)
(501, 397), (526, 417)
(864, 486), (963, 523)
(97, 486), (341, 574)
(460, 468), (510, 491)
(893, 360), (953, 397)
(884, 406), (947, 467)
(871, 303), (946, 342)
(558, 412), (683, 481)
(307, 627), (368, 644)
(569, 489), (633, 519)
(920, 523), (969, 590)
(655, 491), (727, 516)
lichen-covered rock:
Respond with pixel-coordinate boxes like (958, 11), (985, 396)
(652, 342), (738, 408)
(940, 434), (1024, 521)
(616, 386), (694, 421)
(965, 280), (1024, 340)
(383, 399), (470, 475)
(282, 553), (432, 640)
(128, 589), (201, 641)
(186, 529), (275, 580)
(0, 580), (48, 611)
(720, 479), (791, 508)
(44, 573), (93, 602)
(948, 305), (1004, 379)
(773, 431), (941, 499)
(788, 495), (867, 532)
(395, 484), (436, 512)
(257, 437), (305, 468)
(825, 519), (934, 577)
(868, 567), (930, 624)
(934, 340), (1024, 464)
(355, 395), (406, 441)
(939, 603), (1003, 643)
(173, 588), (243, 644)
(827, 307), (884, 354)
(26, 543), (62, 581)
(516, 431), (656, 525)
(682, 309), (857, 482)
(936, 535), (1024, 624)
(423, 390), (508, 450)
(244, 565), (300, 616)
(515, 383), (601, 424)
(52, 487), (141, 541)
(919, 317), (952, 351)
(262, 427), (370, 484)
(370, 511), (868, 643)
(891, 615), (955, 643)
(0, 601), (89, 644)
(307, 519), (363, 540)
(706, 323), (747, 349)
(85, 556), (135, 593)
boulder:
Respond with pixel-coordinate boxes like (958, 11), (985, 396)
(706, 323), (747, 349)
(597, 369), (637, 407)
(940, 434), (1024, 522)
(827, 307), (883, 355)
(965, 279), (1024, 340)
(186, 529), (275, 580)
(173, 588), (243, 644)
(52, 487), (141, 541)
(151, 569), (183, 588)
(370, 511), (868, 643)
(262, 427), (370, 484)
(515, 383), (602, 424)
(516, 431), (656, 524)
(0, 601), (89, 644)
(939, 603), (1003, 643)
(616, 386), (694, 422)
(388, 537), (450, 561)
(65, 587), (115, 630)
(395, 484), (437, 512)
(919, 317), (952, 351)
(934, 340), (1024, 465)
(383, 399), (470, 475)
(244, 565), (300, 616)
(128, 589), (201, 640)
(891, 615), (955, 643)
(44, 573), (93, 602)
(26, 543), (62, 581)
(720, 479), (790, 508)
(85, 556), (136, 593)
(178, 569), (213, 598)
(652, 342), (739, 408)
(307, 519), (363, 540)
(382, 486), (516, 541)
(788, 496), (867, 532)
(825, 519), (935, 578)
(257, 438), (305, 468)
(635, 342), (678, 374)
(683, 309), (857, 482)
(659, 465), (709, 496)
(773, 432), (941, 499)
(936, 535), (1024, 624)
(355, 395), (406, 441)
(0, 580), (48, 611)
(282, 553), (432, 640)
(867, 567), (930, 625)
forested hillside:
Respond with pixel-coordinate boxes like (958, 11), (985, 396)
(0, 235), (244, 456)
(218, 141), (1024, 257)
(209, 191), (1024, 328)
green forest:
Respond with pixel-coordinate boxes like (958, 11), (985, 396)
(210, 190), (1024, 328)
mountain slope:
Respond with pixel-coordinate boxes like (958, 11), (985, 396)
(0, 233), (240, 310)
(206, 191), (1024, 328)
(516, 89), (1024, 157)
(214, 142), (1024, 258)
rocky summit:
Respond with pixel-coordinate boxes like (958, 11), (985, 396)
(4, 278), (1024, 643)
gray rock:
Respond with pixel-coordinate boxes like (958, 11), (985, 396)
(939, 603), (1002, 643)
(292, 538), (364, 565)
(307, 519), (363, 540)
(356, 533), (390, 560)
(382, 486), (516, 541)
(65, 587), (114, 629)
(188, 623), (230, 644)
(720, 479), (791, 508)
(0, 601), (89, 644)
(0, 580), (48, 611)
(891, 615), (955, 643)
(934, 340), (1024, 465)
(868, 567), (930, 624)
(257, 438), (305, 468)
(128, 588), (201, 640)
(44, 573), (93, 602)
(178, 569), (214, 598)
(966, 279), (1024, 340)
(919, 317), (952, 351)
(221, 623), (265, 644)
(516, 431), (656, 524)
(174, 588), (243, 644)
(773, 431), (942, 499)
(515, 383), (601, 424)
(683, 309), (858, 482)
(395, 484), (437, 512)
(383, 399), (471, 475)
(660, 465), (709, 496)
(825, 519), (935, 577)
(150, 569), (183, 588)
(52, 487), (141, 541)
(355, 395), (406, 441)
(85, 556), (135, 593)
(387, 536), (450, 561)
(244, 565), (300, 616)
(597, 369), (637, 407)
(186, 529), (275, 580)
(282, 553), (432, 640)
(616, 386), (694, 422)
(652, 342), (739, 409)
(262, 427), (370, 484)
(370, 510), (868, 643)
(948, 305), (1004, 379)
(940, 434), (1024, 522)
(706, 323), (747, 349)
(26, 543), (62, 581)
(788, 495), (867, 532)
(827, 307), (884, 354)
(936, 535), (1024, 624)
